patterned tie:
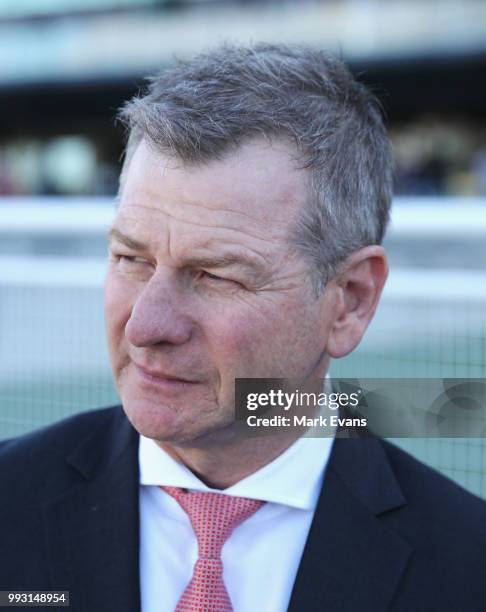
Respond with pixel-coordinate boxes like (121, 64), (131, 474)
(161, 486), (265, 612)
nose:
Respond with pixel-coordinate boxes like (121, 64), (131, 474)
(125, 274), (193, 347)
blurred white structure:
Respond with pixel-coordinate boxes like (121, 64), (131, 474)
(1, 196), (486, 380)
(1, 1), (486, 85)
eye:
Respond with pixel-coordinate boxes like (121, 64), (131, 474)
(111, 254), (152, 270)
(111, 254), (145, 264)
(198, 271), (240, 287)
(118, 255), (149, 265)
(202, 271), (226, 282)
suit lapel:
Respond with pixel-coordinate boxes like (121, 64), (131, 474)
(288, 436), (412, 612)
(42, 407), (141, 612)
(39, 408), (411, 612)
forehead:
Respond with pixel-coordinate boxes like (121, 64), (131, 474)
(115, 138), (308, 257)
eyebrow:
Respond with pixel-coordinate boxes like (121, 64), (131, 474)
(183, 255), (263, 276)
(108, 227), (148, 251)
(108, 227), (265, 277)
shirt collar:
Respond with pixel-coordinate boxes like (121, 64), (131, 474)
(139, 430), (334, 511)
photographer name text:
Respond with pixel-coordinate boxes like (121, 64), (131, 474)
(246, 414), (367, 428)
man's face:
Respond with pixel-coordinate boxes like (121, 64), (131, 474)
(105, 138), (336, 445)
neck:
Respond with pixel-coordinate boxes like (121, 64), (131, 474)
(157, 428), (303, 489)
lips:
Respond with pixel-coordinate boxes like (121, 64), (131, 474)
(132, 361), (198, 384)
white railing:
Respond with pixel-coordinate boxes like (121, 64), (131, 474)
(1, 195), (484, 378)
(0, 196), (115, 234)
(2, 195), (486, 235)
(387, 198), (486, 237)
(1, 196), (486, 301)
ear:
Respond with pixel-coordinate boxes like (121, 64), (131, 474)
(325, 246), (388, 359)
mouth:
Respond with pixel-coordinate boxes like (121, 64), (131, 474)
(132, 362), (200, 389)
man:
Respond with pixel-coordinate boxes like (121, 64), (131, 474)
(1, 44), (485, 612)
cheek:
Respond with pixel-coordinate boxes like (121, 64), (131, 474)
(209, 296), (326, 379)
(203, 315), (250, 361)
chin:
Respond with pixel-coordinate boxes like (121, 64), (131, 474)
(121, 396), (237, 448)
(121, 397), (183, 441)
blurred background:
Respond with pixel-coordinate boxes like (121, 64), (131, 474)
(1, 0), (485, 497)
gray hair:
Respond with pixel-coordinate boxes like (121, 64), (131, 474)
(117, 43), (393, 294)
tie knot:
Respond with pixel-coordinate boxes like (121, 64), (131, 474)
(162, 486), (265, 559)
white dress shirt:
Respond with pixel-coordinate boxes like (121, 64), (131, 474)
(139, 424), (335, 612)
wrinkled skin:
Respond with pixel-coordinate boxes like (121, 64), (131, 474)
(105, 138), (386, 459)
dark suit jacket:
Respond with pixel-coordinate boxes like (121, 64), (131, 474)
(0, 405), (485, 611)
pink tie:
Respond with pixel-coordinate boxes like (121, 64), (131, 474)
(161, 486), (265, 612)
